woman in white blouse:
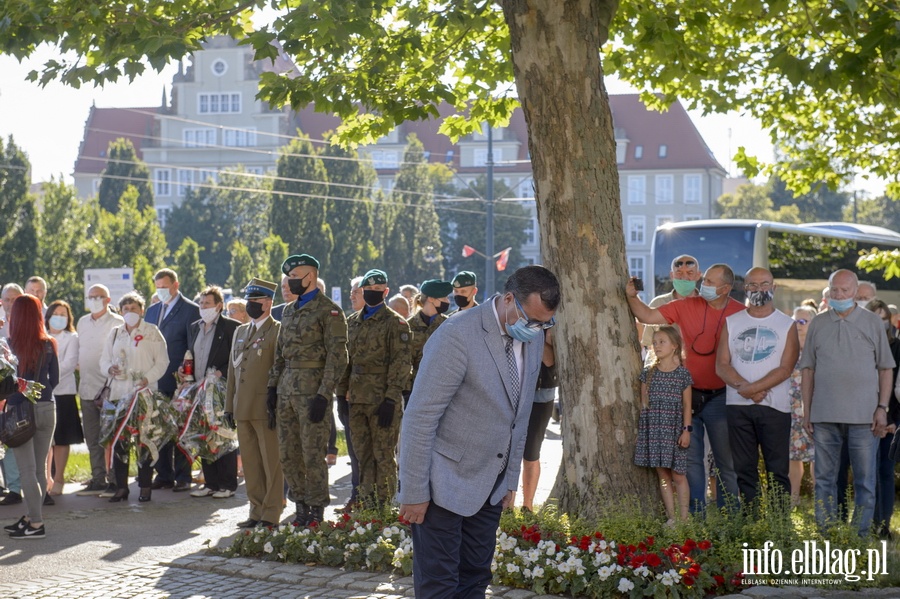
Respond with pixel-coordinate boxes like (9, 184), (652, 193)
(99, 292), (168, 503)
(45, 300), (81, 497)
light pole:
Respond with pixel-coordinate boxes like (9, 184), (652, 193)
(485, 124), (495, 298)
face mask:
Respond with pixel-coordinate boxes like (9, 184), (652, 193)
(454, 294), (470, 309)
(672, 279), (697, 297)
(699, 284), (721, 302)
(747, 290), (774, 307)
(288, 277), (308, 297)
(506, 300), (540, 343)
(829, 297), (855, 312)
(246, 301), (265, 320)
(200, 307), (219, 324)
(123, 312), (141, 327)
(363, 289), (385, 307)
(435, 301), (450, 315)
(86, 298), (105, 314)
(49, 315), (68, 331)
(156, 287), (172, 303)
(857, 300), (872, 311)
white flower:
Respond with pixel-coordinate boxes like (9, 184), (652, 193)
(634, 565), (650, 578)
(506, 562), (519, 573)
(618, 578), (635, 593)
(532, 566), (545, 578)
(263, 542), (273, 553)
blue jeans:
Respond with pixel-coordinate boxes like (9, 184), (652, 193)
(813, 423), (878, 536)
(1, 449), (21, 494)
(687, 392), (738, 512)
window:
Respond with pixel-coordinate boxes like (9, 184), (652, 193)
(211, 59), (227, 76)
(627, 216), (646, 246)
(198, 92), (241, 114)
(445, 150), (454, 162)
(684, 174), (702, 204)
(176, 169), (194, 196)
(157, 206), (171, 229)
(377, 129), (399, 143)
(629, 256), (645, 280)
(183, 128), (216, 148)
(524, 215), (537, 245)
(655, 174), (674, 204)
(370, 150), (399, 169)
(154, 169), (171, 197)
(517, 178), (534, 198)
(659, 144), (668, 158)
(615, 141), (627, 164)
(627, 175), (646, 205)
(92, 178), (102, 195)
(197, 170), (218, 186)
(684, 214), (702, 221)
(634, 145), (643, 160)
(223, 128), (257, 147)
(656, 215), (674, 228)
(473, 148), (494, 167)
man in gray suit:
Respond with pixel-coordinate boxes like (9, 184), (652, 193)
(399, 265), (560, 598)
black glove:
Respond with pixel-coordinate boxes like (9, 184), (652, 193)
(223, 412), (236, 429)
(336, 395), (349, 423)
(376, 398), (396, 429)
(267, 387), (278, 430)
(308, 394), (329, 423)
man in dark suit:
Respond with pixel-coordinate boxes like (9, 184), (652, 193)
(399, 265), (560, 598)
(144, 267), (201, 491)
(184, 285), (240, 498)
(271, 275), (298, 322)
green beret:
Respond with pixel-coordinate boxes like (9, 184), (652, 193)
(452, 271), (477, 288)
(420, 279), (453, 299)
(362, 269), (388, 287)
(282, 254), (320, 275)
(244, 277), (277, 299)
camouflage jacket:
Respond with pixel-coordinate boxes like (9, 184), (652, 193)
(337, 304), (411, 404)
(406, 310), (448, 389)
(268, 292), (349, 398)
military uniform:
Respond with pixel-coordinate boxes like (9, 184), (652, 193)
(407, 312), (447, 389)
(268, 291), (348, 511)
(226, 314), (283, 525)
(337, 304), (410, 504)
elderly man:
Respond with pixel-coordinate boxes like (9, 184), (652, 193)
(0, 282), (23, 338)
(24, 276), (48, 313)
(716, 267), (799, 507)
(801, 269), (895, 536)
(856, 280), (877, 309)
(641, 255), (701, 363)
(627, 263), (744, 511)
(272, 275), (298, 322)
(0, 283), (23, 505)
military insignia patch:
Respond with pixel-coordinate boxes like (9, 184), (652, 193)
(400, 333), (409, 342)
(330, 310), (340, 316)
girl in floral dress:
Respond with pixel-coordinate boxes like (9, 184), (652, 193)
(789, 306), (816, 505)
(634, 325), (693, 524)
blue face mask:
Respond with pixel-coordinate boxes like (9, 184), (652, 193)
(699, 284), (720, 302)
(506, 298), (541, 343)
(829, 297), (855, 312)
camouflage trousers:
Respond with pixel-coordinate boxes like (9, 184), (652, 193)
(348, 401), (401, 504)
(277, 394), (332, 507)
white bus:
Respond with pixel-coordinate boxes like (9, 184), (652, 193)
(650, 220), (900, 311)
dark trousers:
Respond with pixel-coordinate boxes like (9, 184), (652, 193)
(154, 441), (192, 485)
(875, 430), (897, 532)
(411, 497), (503, 598)
(200, 449), (239, 492)
(113, 443), (152, 489)
(337, 400), (359, 502)
(726, 404), (791, 506)
(328, 418), (338, 455)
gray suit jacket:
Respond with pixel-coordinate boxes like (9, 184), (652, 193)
(398, 299), (542, 517)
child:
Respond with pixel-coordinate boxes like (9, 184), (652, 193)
(633, 325), (693, 524)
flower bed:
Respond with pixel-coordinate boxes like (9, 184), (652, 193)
(227, 513), (743, 598)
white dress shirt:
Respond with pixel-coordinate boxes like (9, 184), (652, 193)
(77, 308), (125, 400)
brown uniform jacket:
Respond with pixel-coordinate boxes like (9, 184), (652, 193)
(225, 316), (281, 421)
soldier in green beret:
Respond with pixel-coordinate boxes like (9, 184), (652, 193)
(268, 254), (348, 526)
(450, 270), (479, 314)
(404, 280), (453, 406)
(336, 268), (411, 508)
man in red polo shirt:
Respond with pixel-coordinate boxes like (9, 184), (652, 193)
(627, 263), (745, 512)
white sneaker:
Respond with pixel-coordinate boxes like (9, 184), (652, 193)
(190, 487), (214, 497)
(212, 489), (235, 499)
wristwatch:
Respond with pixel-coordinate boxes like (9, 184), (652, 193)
(876, 405), (889, 412)
(682, 425), (693, 432)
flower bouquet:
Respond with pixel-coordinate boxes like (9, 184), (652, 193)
(0, 338), (45, 403)
(176, 370), (237, 462)
(100, 375), (179, 467)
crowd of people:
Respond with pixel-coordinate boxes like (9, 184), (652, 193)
(628, 256), (900, 538)
(0, 262), (561, 554)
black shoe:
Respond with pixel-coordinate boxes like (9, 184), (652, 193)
(138, 488), (152, 502)
(236, 518), (259, 529)
(108, 489), (129, 503)
(9, 523), (44, 539)
(75, 481), (107, 496)
(43, 494), (54, 506)
(98, 483), (119, 498)
(308, 506), (324, 525)
(3, 516), (27, 533)
(172, 481), (191, 492)
(257, 520), (274, 528)
(150, 480), (174, 490)
(0, 492), (22, 506)
(291, 501), (310, 526)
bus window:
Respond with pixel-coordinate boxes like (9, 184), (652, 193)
(653, 225), (754, 297)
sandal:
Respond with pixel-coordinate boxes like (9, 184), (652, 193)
(48, 481), (65, 496)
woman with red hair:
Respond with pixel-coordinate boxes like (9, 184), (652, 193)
(3, 294), (59, 539)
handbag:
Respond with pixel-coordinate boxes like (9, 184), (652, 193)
(0, 396), (36, 447)
(691, 387), (725, 416)
(0, 374), (17, 400)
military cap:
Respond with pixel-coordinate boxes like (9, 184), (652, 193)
(420, 279), (453, 299)
(452, 271), (477, 288)
(243, 277), (277, 299)
(282, 254), (320, 275)
(361, 269), (388, 287)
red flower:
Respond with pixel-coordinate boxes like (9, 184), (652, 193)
(578, 536), (591, 551)
(646, 553), (662, 568)
(16, 378), (26, 392)
(594, 531), (604, 539)
(682, 538), (697, 553)
(688, 563), (702, 576)
(713, 575), (725, 586)
(645, 536), (655, 547)
(682, 574), (695, 586)
(698, 540), (712, 551)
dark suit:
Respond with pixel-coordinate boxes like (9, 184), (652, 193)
(145, 293), (200, 485)
(188, 315), (240, 492)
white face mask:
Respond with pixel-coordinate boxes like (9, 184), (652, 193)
(857, 300), (872, 311)
(199, 307), (219, 324)
(86, 298), (106, 314)
(156, 287), (172, 303)
(123, 312), (141, 327)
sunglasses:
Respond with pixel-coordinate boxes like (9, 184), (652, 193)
(674, 260), (696, 268)
(794, 318), (808, 325)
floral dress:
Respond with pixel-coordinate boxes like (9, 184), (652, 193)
(789, 352), (814, 462)
(634, 364), (693, 474)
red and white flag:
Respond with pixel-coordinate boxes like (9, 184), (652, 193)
(462, 245), (477, 258)
(495, 248), (511, 271)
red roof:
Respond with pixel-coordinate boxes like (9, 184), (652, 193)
(73, 106), (156, 175)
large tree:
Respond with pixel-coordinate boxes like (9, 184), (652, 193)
(5, 0), (897, 517)
(98, 138), (154, 213)
(0, 136), (38, 286)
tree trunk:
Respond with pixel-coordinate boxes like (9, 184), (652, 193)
(501, 0), (659, 520)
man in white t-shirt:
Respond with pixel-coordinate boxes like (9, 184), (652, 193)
(716, 267), (799, 507)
